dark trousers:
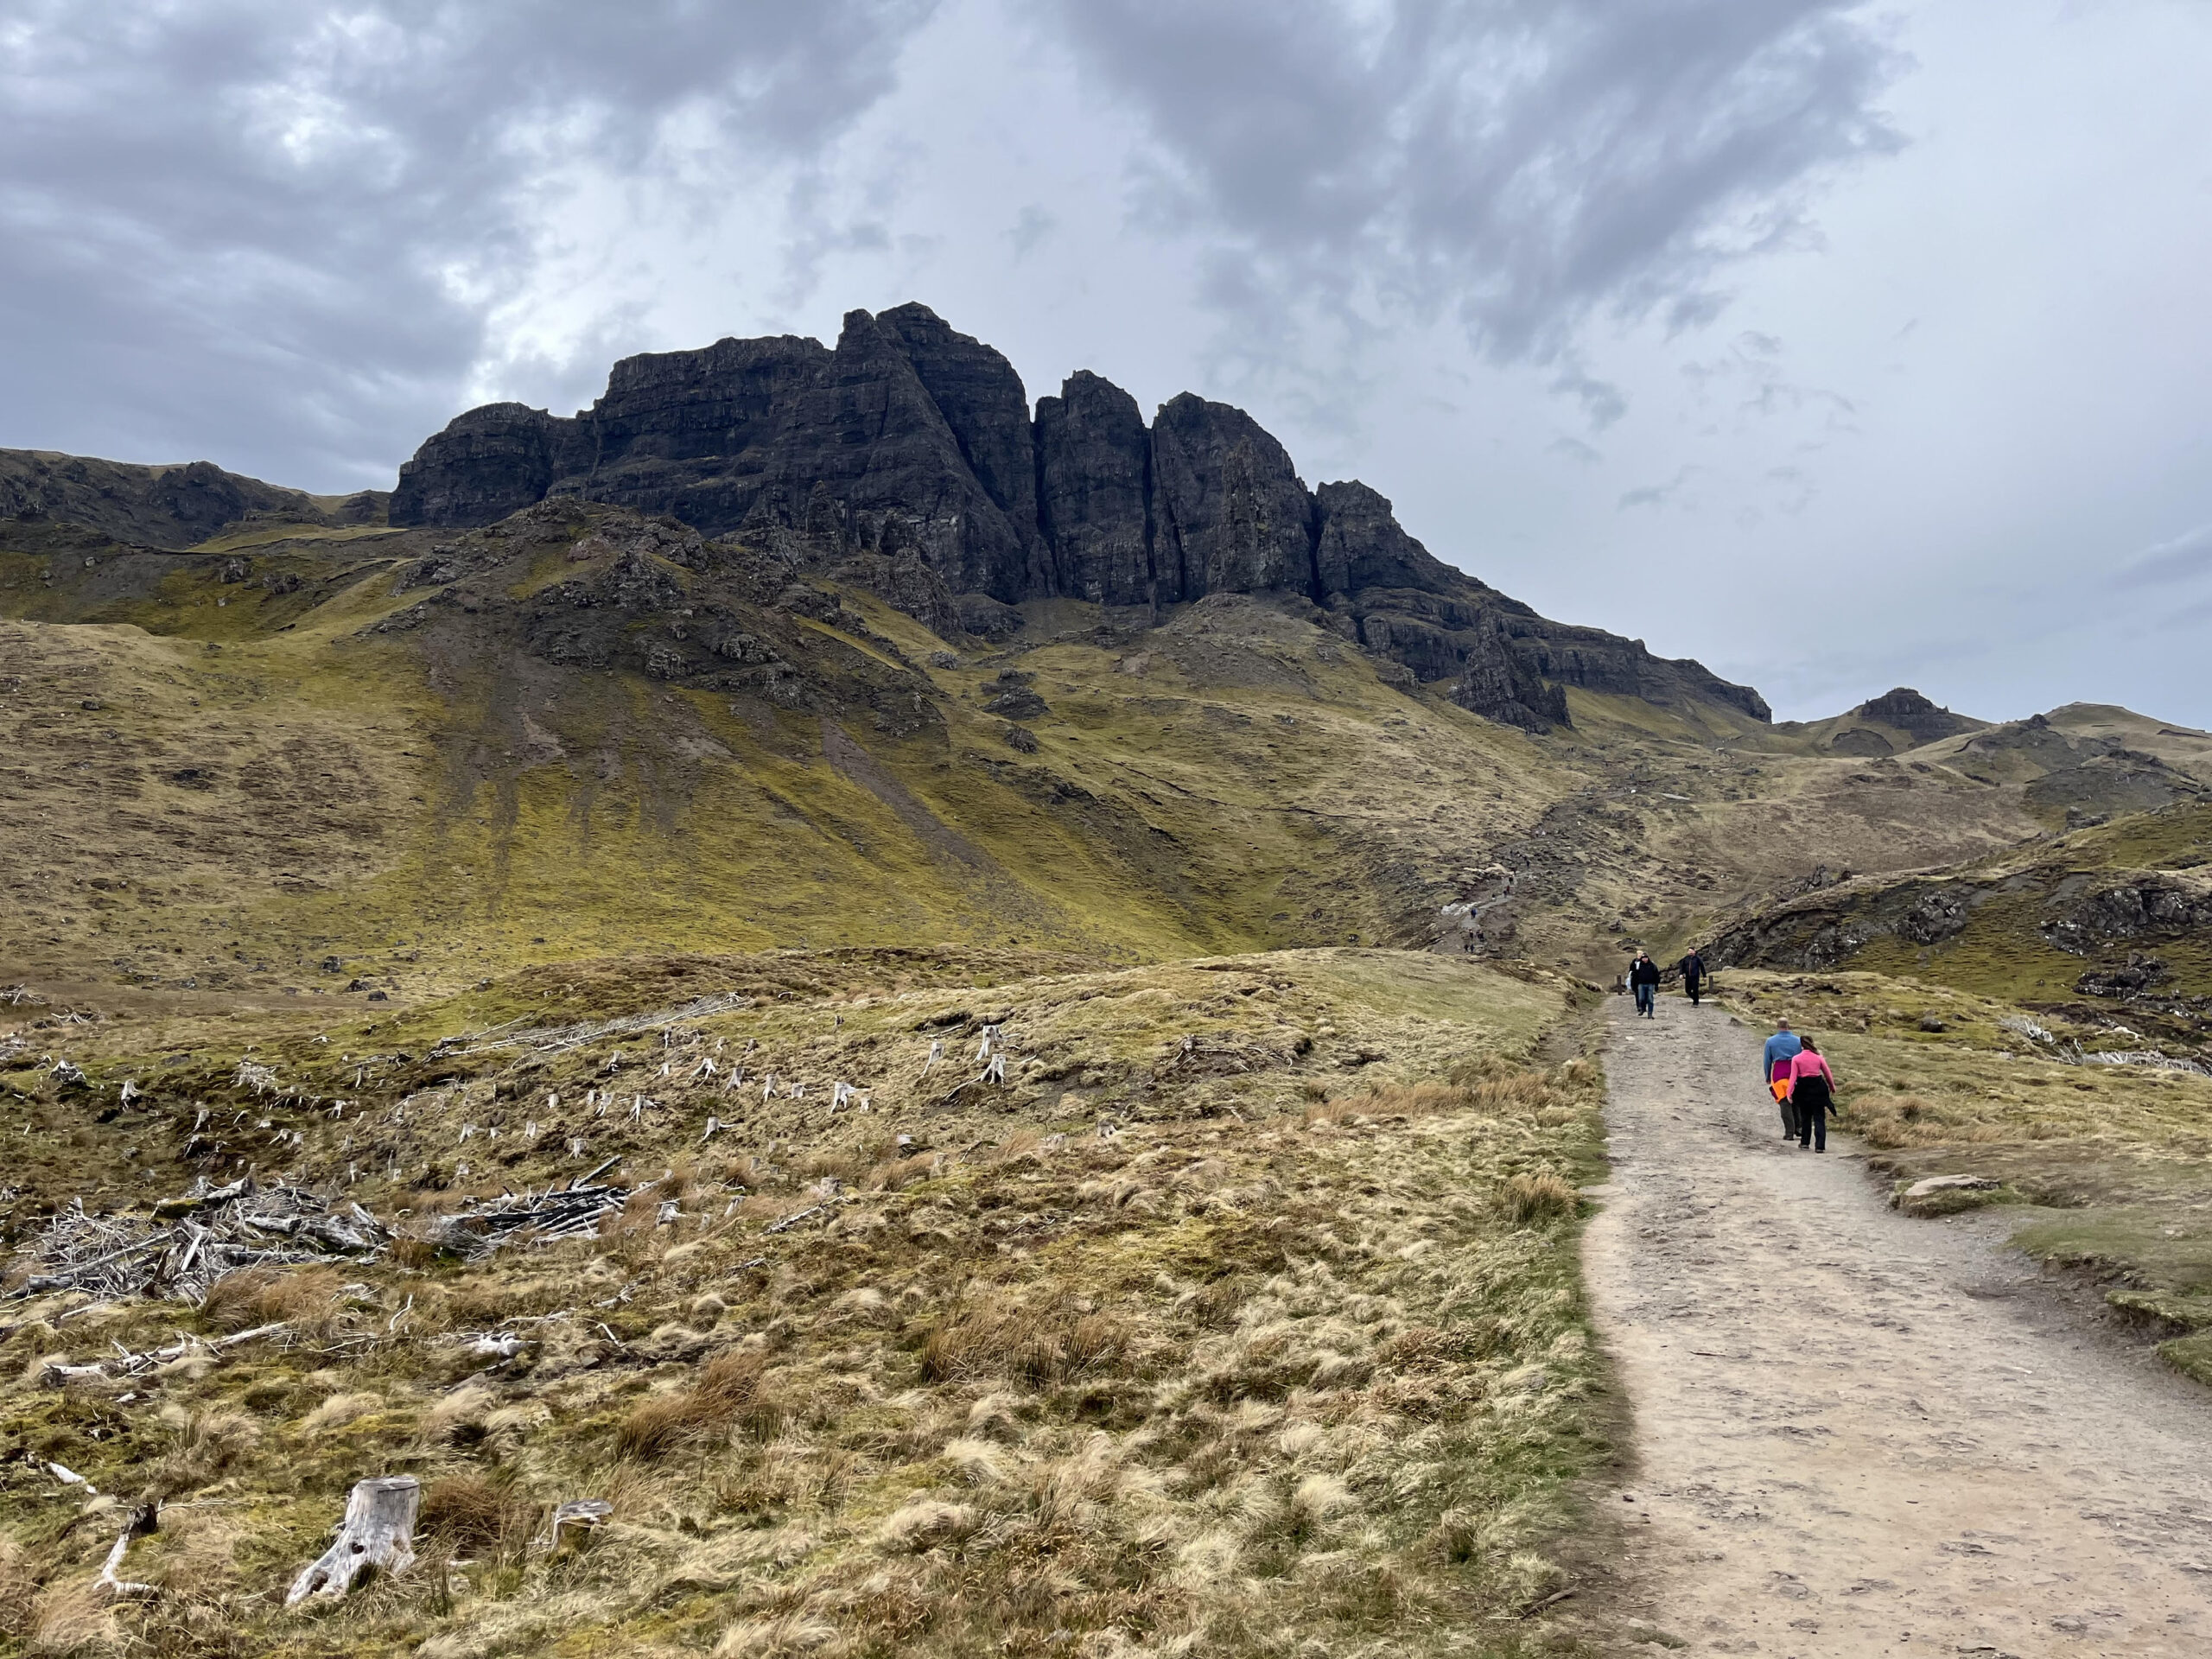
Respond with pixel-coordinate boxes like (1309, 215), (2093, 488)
(1777, 1093), (1800, 1138)
(1796, 1080), (1832, 1149)
(1685, 978), (1702, 1005)
(1633, 982), (1655, 1016)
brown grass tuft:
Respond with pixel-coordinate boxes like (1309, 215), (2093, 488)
(152, 1406), (260, 1497)
(420, 1472), (536, 1557)
(867, 1152), (942, 1192)
(0, 1536), (35, 1640)
(918, 1301), (1128, 1388)
(199, 1265), (349, 1337)
(616, 1347), (772, 1460)
(712, 1612), (838, 1657)
(1497, 1173), (1580, 1225)
(298, 1390), (382, 1436)
(25, 1578), (119, 1657)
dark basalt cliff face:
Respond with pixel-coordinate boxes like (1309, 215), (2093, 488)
(393, 303), (1767, 732)
(2, 449), (386, 550)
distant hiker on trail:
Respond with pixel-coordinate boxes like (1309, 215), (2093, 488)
(1764, 1018), (1803, 1139)
(1676, 946), (1707, 1006)
(1629, 951), (1661, 1019)
(1789, 1038), (1839, 1152)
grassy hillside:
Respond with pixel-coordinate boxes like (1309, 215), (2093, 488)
(0, 948), (1623, 1658)
(1706, 802), (2212, 1043)
(0, 506), (1586, 1004)
(8, 475), (2212, 1653)
(10, 500), (2186, 1020)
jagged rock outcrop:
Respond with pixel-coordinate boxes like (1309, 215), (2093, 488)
(1035, 372), (1153, 607)
(1313, 480), (1458, 598)
(1, 450), (385, 549)
(391, 302), (1770, 732)
(1853, 687), (1982, 745)
(1149, 395), (1314, 599)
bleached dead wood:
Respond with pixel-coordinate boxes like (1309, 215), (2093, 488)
(48, 1460), (97, 1494)
(429, 992), (752, 1059)
(543, 1497), (612, 1552)
(96, 1508), (159, 1599)
(10, 1180), (389, 1304)
(424, 1174), (627, 1257)
(41, 1321), (290, 1386)
(286, 1476), (420, 1606)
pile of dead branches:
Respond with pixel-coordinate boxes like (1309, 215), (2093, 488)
(425, 1160), (629, 1258)
(5, 1177), (391, 1304)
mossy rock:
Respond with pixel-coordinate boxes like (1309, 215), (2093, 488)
(2107, 1287), (2212, 1338)
(2158, 1330), (2212, 1388)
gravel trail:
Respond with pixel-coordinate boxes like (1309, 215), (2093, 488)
(1583, 999), (2212, 1657)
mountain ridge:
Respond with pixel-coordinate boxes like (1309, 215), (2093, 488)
(0, 447), (387, 550)
(391, 302), (1768, 734)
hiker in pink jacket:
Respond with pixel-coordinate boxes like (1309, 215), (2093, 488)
(1788, 1039), (1838, 1152)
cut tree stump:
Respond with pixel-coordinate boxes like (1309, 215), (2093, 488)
(286, 1476), (420, 1606)
(546, 1497), (613, 1552)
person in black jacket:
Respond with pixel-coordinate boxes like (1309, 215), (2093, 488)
(1629, 951), (1661, 1018)
(1677, 947), (1707, 1006)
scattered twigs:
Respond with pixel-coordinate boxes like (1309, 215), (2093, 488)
(7, 1179), (391, 1305)
(41, 1322), (290, 1386)
(430, 993), (752, 1060)
(426, 1180), (626, 1258)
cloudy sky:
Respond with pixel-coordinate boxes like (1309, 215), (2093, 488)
(4, 0), (2209, 725)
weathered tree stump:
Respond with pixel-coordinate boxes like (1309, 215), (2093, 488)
(286, 1476), (420, 1606)
(547, 1497), (613, 1553)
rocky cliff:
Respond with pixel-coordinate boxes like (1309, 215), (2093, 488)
(1, 449), (385, 550)
(392, 303), (1767, 732)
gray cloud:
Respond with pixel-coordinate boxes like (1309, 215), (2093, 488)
(2114, 521), (2212, 590)
(1007, 204), (1060, 260)
(0, 0), (939, 487)
(1039, 0), (1904, 369)
(1619, 466), (1700, 511)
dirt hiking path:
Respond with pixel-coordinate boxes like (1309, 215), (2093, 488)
(1583, 1000), (2212, 1656)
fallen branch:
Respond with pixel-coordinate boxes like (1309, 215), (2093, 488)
(96, 1507), (160, 1599)
(41, 1322), (289, 1386)
(424, 1180), (629, 1258)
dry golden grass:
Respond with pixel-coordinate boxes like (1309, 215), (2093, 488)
(25, 1585), (119, 1657)
(419, 1472), (537, 1560)
(0, 1535), (35, 1641)
(615, 1347), (772, 1461)
(918, 1300), (1129, 1389)
(0, 948), (1610, 1658)
(151, 1404), (261, 1497)
(200, 1265), (350, 1338)
(1499, 1172), (1582, 1224)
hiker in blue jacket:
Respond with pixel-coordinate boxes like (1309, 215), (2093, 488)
(1763, 1018), (1803, 1140)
